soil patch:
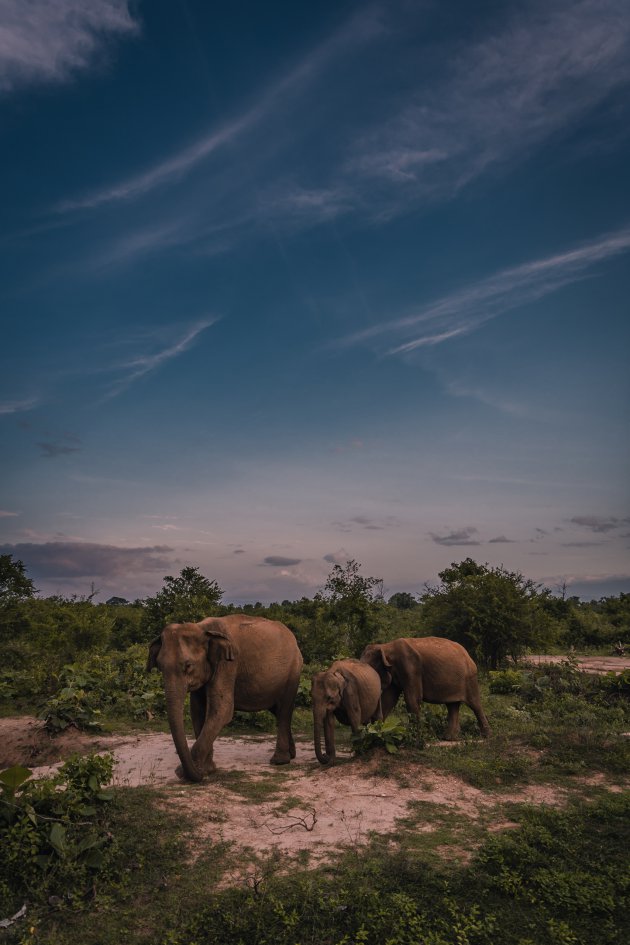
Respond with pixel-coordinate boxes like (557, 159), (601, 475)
(2, 716), (619, 883)
(523, 655), (630, 674)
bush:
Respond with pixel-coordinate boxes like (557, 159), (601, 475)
(0, 754), (115, 916)
(351, 717), (407, 755)
(489, 669), (524, 694)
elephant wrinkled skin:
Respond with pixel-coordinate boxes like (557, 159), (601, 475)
(360, 637), (490, 739)
(147, 615), (303, 781)
(311, 659), (382, 765)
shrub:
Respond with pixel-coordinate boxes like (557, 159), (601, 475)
(0, 754), (115, 916)
(351, 717), (407, 755)
(489, 669), (524, 694)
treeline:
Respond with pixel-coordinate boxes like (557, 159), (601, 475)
(1, 555), (629, 700)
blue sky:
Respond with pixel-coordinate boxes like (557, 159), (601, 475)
(0, 0), (629, 604)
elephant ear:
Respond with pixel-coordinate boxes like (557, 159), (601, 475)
(146, 636), (162, 672)
(203, 622), (235, 662)
(367, 645), (393, 687)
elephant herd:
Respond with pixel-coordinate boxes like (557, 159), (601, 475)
(147, 614), (490, 782)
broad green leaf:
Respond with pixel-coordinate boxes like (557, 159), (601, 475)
(49, 822), (67, 856)
(0, 765), (32, 792)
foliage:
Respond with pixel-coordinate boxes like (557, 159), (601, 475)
(351, 716), (407, 754)
(319, 559), (384, 656)
(158, 794), (629, 945)
(388, 591), (419, 610)
(0, 554), (36, 605)
(142, 566), (223, 633)
(421, 558), (558, 669)
(0, 754), (114, 917)
(489, 669), (524, 694)
(35, 648), (167, 732)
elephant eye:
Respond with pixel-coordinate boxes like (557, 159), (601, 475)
(183, 661), (193, 673)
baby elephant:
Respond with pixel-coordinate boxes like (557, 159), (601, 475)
(311, 659), (382, 765)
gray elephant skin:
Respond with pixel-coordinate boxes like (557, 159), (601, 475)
(360, 637), (490, 738)
(311, 658), (383, 765)
(147, 615), (303, 781)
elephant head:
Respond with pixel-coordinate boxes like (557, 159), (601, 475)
(311, 667), (360, 765)
(147, 620), (235, 782)
(359, 642), (400, 717)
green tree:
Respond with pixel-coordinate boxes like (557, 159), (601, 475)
(421, 558), (555, 669)
(0, 555), (36, 606)
(321, 559), (383, 656)
(388, 591), (418, 610)
(143, 566), (223, 633)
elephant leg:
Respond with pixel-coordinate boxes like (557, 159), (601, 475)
(380, 685), (401, 719)
(189, 690), (235, 775)
(269, 698), (295, 765)
(445, 702), (461, 740)
(467, 699), (491, 738)
(190, 687), (206, 739)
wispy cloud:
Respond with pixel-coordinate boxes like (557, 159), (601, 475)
(430, 527), (481, 547)
(349, 0), (630, 207)
(0, 541), (174, 578)
(489, 535), (516, 544)
(0, 0), (138, 93)
(0, 397), (39, 415)
(57, 5), (384, 212)
(104, 318), (217, 400)
(336, 225), (630, 353)
(38, 437), (82, 458)
(0, 510), (19, 518)
(570, 515), (630, 533)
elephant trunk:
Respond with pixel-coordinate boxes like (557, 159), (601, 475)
(164, 675), (204, 782)
(314, 709), (336, 765)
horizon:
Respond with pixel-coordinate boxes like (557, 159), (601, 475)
(1, 1), (629, 606)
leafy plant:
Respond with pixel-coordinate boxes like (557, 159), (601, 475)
(489, 669), (524, 694)
(0, 754), (115, 916)
(351, 716), (407, 754)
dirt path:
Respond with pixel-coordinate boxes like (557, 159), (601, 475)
(523, 655), (630, 674)
(2, 714), (625, 881)
(2, 658), (627, 878)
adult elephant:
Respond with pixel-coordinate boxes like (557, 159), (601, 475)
(147, 615), (303, 782)
(360, 637), (490, 739)
(311, 659), (382, 765)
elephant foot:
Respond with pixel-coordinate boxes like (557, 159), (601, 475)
(174, 763), (208, 782)
(269, 752), (291, 765)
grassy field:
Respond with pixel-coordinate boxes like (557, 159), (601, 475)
(1, 660), (629, 945)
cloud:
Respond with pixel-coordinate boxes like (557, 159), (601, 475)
(337, 224), (630, 353)
(233, 549), (246, 555)
(0, 397), (39, 415)
(0, 0), (139, 93)
(546, 572), (630, 600)
(349, 0), (630, 205)
(104, 318), (217, 399)
(0, 510), (19, 518)
(57, 5), (384, 211)
(332, 515), (399, 532)
(323, 550), (351, 565)
(570, 515), (630, 533)
(0, 542), (174, 579)
(261, 556), (302, 567)
(488, 535), (516, 544)
(38, 440), (82, 458)
(430, 527), (481, 547)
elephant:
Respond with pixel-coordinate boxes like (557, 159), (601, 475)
(360, 637), (490, 739)
(311, 659), (383, 765)
(147, 614), (303, 782)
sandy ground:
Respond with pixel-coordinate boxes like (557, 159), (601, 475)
(523, 655), (630, 674)
(1, 657), (627, 877)
(1, 716), (626, 878)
